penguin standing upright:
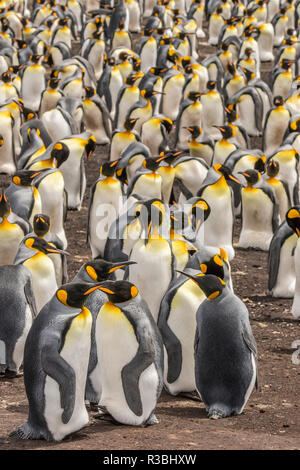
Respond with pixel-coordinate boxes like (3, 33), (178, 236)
(212, 126), (238, 166)
(11, 283), (111, 441)
(88, 161), (123, 259)
(0, 264), (36, 377)
(285, 207), (300, 317)
(0, 191), (30, 266)
(39, 78), (64, 117)
(182, 273), (257, 419)
(268, 214), (297, 298)
(263, 96), (291, 156)
(109, 117), (140, 161)
(114, 73), (140, 129)
(82, 87), (112, 145)
(175, 91), (203, 149)
(14, 237), (68, 313)
(88, 279), (164, 426)
(238, 169), (279, 250)
(197, 164), (240, 260)
(97, 57), (124, 121)
(20, 55), (46, 111)
(5, 171), (43, 225)
(0, 109), (16, 175)
(263, 159), (290, 223)
(128, 199), (175, 322)
(200, 81), (224, 139)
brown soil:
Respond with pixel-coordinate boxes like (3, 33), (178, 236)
(0, 31), (300, 452)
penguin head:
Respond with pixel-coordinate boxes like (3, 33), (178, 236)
(198, 253), (225, 279)
(155, 150), (184, 165)
(187, 91), (202, 102)
(83, 280), (139, 304)
(141, 88), (164, 100)
(161, 118), (173, 134)
(273, 95), (284, 107)
(1, 71), (11, 83)
(213, 164), (241, 184)
(142, 157), (160, 172)
(12, 170), (42, 187)
(83, 259), (137, 282)
(207, 80), (216, 91)
(254, 155), (266, 173)
(84, 86), (96, 98)
(132, 57), (141, 72)
(241, 67), (255, 83)
(176, 272), (227, 299)
(33, 214), (51, 237)
(23, 108), (37, 121)
(123, 117), (139, 131)
(30, 55), (42, 64)
(286, 207), (300, 236)
(126, 73), (139, 86)
(48, 78), (60, 89)
(238, 169), (261, 186)
(51, 142), (70, 167)
(190, 198), (211, 232)
(56, 282), (115, 308)
(100, 161), (118, 177)
(25, 236), (69, 255)
(185, 125), (201, 138)
(118, 51), (131, 62)
(214, 125), (234, 140)
(0, 134), (3, 147)
(266, 160), (280, 178)
(0, 190), (11, 218)
(227, 62), (236, 75)
(150, 67), (168, 76)
(85, 136), (96, 159)
(225, 104), (237, 122)
(137, 198), (166, 236)
(280, 58), (294, 70)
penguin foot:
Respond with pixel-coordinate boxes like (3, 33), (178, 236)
(5, 370), (23, 379)
(208, 408), (227, 420)
(10, 423), (43, 440)
(179, 391), (202, 402)
(89, 402), (99, 412)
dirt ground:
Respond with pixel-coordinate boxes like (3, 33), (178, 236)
(0, 30), (300, 451)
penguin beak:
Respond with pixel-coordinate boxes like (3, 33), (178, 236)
(108, 261), (137, 274)
(84, 284), (115, 296)
(46, 247), (70, 256)
(228, 174), (241, 184)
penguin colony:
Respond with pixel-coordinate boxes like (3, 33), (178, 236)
(0, 0), (298, 443)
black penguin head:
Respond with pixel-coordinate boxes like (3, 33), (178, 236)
(185, 125), (201, 138)
(176, 272), (227, 299)
(48, 78), (60, 89)
(238, 169), (261, 185)
(85, 136), (96, 159)
(213, 164), (241, 184)
(214, 125), (234, 140)
(83, 280), (139, 304)
(12, 170), (43, 187)
(254, 155), (266, 173)
(84, 86), (96, 98)
(141, 88), (163, 100)
(227, 62), (236, 75)
(132, 57), (141, 72)
(155, 150), (184, 165)
(207, 80), (216, 90)
(187, 91), (202, 102)
(24, 236), (68, 256)
(137, 198), (166, 236)
(0, 190), (11, 218)
(100, 160), (118, 177)
(126, 73), (139, 86)
(286, 207), (300, 236)
(56, 282), (113, 308)
(33, 214), (51, 237)
(1, 71), (11, 83)
(150, 67), (168, 76)
(119, 51), (131, 62)
(123, 117), (139, 131)
(83, 259), (137, 282)
(30, 55), (42, 64)
(0, 134), (3, 146)
(199, 253), (225, 280)
(161, 118), (173, 134)
(266, 160), (280, 178)
(142, 157), (160, 172)
(241, 67), (255, 83)
(225, 104), (237, 122)
(51, 142), (70, 167)
(190, 198), (211, 231)
(23, 108), (37, 121)
(280, 58), (294, 70)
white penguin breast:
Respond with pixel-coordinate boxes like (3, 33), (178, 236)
(0, 222), (24, 265)
(44, 310), (92, 441)
(12, 305), (33, 372)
